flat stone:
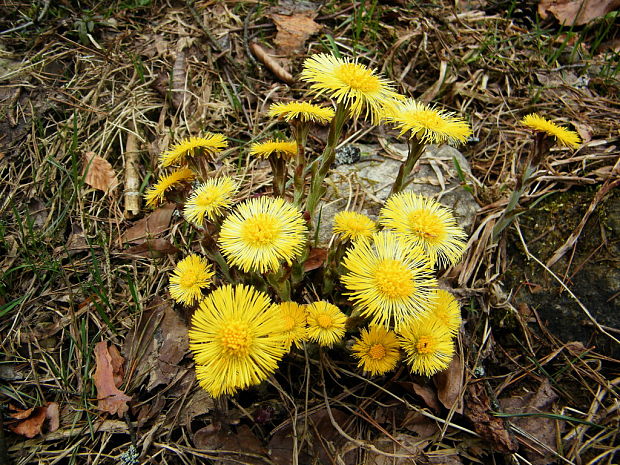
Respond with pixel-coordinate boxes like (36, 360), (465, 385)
(316, 143), (479, 246)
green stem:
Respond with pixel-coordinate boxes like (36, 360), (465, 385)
(269, 155), (287, 198)
(390, 137), (425, 196)
(292, 122), (310, 207)
(306, 104), (348, 219)
(266, 268), (291, 301)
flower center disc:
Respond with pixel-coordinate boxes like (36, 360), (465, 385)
(283, 315), (296, 331)
(242, 214), (280, 247)
(197, 190), (219, 206)
(409, 109), (444, 130)
(221, 322), (251, 356)
(407, 209), (443, 241)
(374, 259), (415, 299)
(368, 343), (386, 360)
(179, 271), (200, 288)
(316, 314), (333, 329)
(334, 63), (380, 93)
(416, 336), (434, 354)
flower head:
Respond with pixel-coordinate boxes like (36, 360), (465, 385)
(144, 167), (195, 208)
(351, 326), (400, 376)
(341, 231), (437, 330)
(277, 301), (308, 350)
(249, 140), (298, 159)
(399, 318), (454, 376)
(428, 289), (461, 335)
(219, 196), (308, 273)
(189, 284), (288, 397)
(380, 192), (467, 268)
(521, 113), (580, 148)
(306, 301), (347, 347)
(269, 101), (335, 125)
(160, 134), (228, 167)
(386, 99), (472, 145)
(169, 254), (214, 306)
(184, 176), (238, 224)
(300, 53), (401, 124)
(333, 211), (376, 242)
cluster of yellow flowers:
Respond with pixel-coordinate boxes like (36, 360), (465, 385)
(144, 53), (581, 398)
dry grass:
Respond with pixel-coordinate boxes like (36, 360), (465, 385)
(1, 1), (619, 464)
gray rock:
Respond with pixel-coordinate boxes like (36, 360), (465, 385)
(316, 143), (479, 246)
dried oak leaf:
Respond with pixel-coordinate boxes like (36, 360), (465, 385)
(303, 247), (328, 272)
(538, 0), (620, 25)
(434, 354), (464, 413)
(9, 406), (47, 438)
(271, 13), (321, 55)
(124, 238), (180, 259)
(500, 379), (561, 465)
(83, 152), (118, 192)
(121, 202), (175, 243)
(464, 382), (518, 454)
(94, 341), (131, 416)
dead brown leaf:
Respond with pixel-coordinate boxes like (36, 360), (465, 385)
(434, 355), (464, 413)
(398, 381), (441, 413)
(83, 151), (118, 192)
(94, 341), (131, 417)
(271, 13), (321, 55)
(401, 412), (440, 439)
(45, 402), (60, 432)
(123, 238), (180, 258)
(367, 434), (430, 464)
(121, 203), (175, 243)
(123, 297), (188, 391)
(538, 0), (620, 25)
(107, 343), (125, 388)
(303, 247), (328, 272)
(464, 382), (518, 454)
(194, 424), (267, 465)
(500, 379), (561, 465)
(9, 406), (47, 438)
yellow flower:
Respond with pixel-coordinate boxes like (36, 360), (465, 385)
(169, 254), (214, 306)
(341, 231), (437, 330)
(521, 113), (581, 148)
(144, 167), (195, 208)
(399, 318), (454, 376)
(219, 196), (308, 273)
(269, 101), (335, 125)
(184, 176), (238, 224)
(160, 134), (228, 167)
(189, 284), (288, 397)
(380, 192), (468, 268)
(277, 301), (308, 350)
(428, 289), (461, 335)
(351, 326), (400, 376)
(306, 301), (347, 347)
(300, 53), (401, 123)
(386, 99), (472, 145)
(333, 211), (376, 242)
(249, 140), (298, 159)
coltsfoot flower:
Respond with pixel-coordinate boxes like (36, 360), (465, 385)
(521, 113), (581, 148)
(333, 211), (376, 242)
(219, 196), (308, 273)
(169, 254), (214, 306)
(277, 301), (308, 350)
(351, 326), (400, 376)
(189, 284), (288, 397)
(306, 301), (347, 347)
(249, 140), (298, 159)
(300, 53), (401, 123)
(380, 192), (467, 268)
(144, 167), (195, 208)
(399, 317), (454, 376)
(428, 289), (461, 335)
(341, 231), (437, 330)
(160, 134), (228, 167)
(269, 101), (335, 125)
(386, 99), (472, 145)
(184, 176), (238, 224)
